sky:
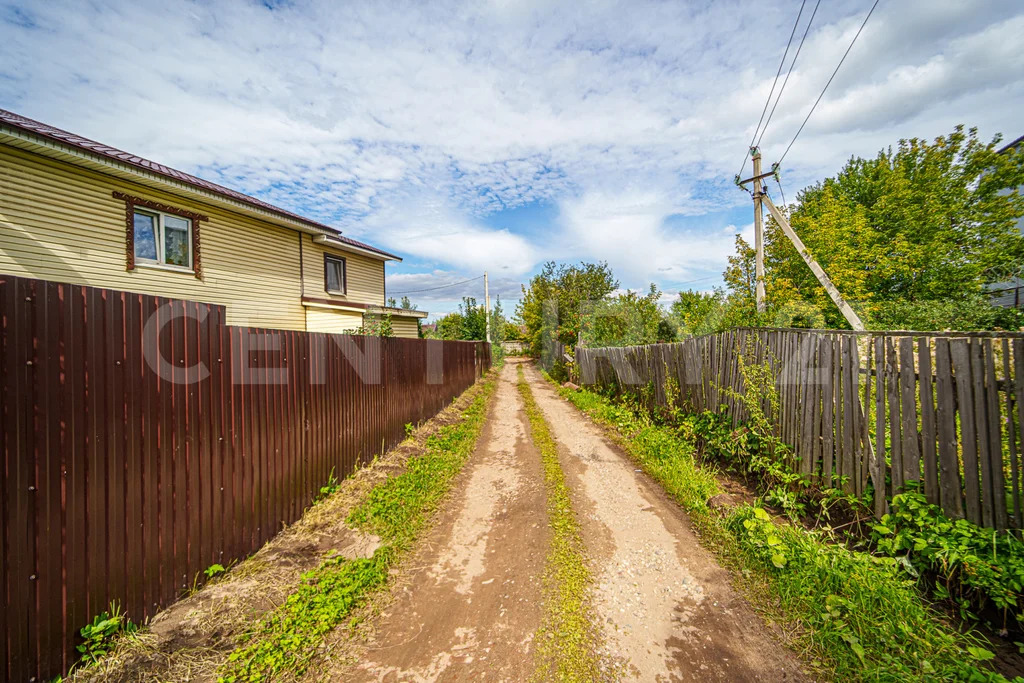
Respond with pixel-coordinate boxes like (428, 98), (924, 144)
(2, 0), (1023, 320)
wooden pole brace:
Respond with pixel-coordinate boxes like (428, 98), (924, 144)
(761, 192), (866, 331)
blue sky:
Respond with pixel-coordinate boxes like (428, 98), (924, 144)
(2, 0), (1023, 320)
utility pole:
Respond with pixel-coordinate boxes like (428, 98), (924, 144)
(484, 271), (491, 343)
(737, 161), (865, 331)
(752, 148), (766, 313)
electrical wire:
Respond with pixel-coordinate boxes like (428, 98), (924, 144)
(778, 0), (881, 167)
(390, 274), (485, 295)
(755, 0), (821, 148)
(737, 0), (807, 179)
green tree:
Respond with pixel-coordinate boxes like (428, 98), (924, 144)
(580, 283), (664, 347)
(433, 312), (464, 340)
(671, 289), (726, 337)
(458, 297), (487, 340)
(503, 321), (523, 340)
(516, 261), (619, 356)
(728, 126), (1024, 330)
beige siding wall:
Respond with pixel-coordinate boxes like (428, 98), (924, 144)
(300, 234), (386, 306)
(391, 317), (420, 339)
(0, 145), (306, 329)
(304, 307), (365, 334)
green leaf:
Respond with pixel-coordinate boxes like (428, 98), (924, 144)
(966, 646), (995, 662)
(771, 553), (787, 569)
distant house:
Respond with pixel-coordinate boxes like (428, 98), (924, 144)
(0, 109), (427, 337)
(989, 134), (1024, 309)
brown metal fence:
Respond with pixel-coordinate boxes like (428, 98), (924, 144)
(0, 274), (490, 682)
(577, 327), (1024, 530)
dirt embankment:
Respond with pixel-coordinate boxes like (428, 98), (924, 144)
(68, 378), (491, 683)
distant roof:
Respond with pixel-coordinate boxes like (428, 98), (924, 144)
(0, 108), (400, 261)
(998, 134), (1024, 155)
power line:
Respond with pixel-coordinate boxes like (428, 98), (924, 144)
(390, 274), (485, 295)
(755, 0), (821, 149)
(737, 0), (807, 178)
(778, 0), (881, 167)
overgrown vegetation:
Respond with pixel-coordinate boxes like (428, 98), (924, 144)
(551, 374), (1018, 681)
(872, 492), (1024, 633)
(346, 311), (395, 337)
(217, 377), (495, 682)
(516, 366), (601, 682)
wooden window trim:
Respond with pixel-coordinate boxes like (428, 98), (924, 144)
(324, 254), (347, 295)
(114, 191), (208, 279)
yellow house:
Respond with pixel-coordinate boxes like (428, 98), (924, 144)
(0, 109), (426, 337)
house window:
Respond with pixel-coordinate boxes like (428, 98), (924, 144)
(133, 208), (192, 269)
(324, 255), (346, 294)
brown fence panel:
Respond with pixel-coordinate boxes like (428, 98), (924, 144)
(0, 274), (490, 682)
(576, 326), (1024, 535)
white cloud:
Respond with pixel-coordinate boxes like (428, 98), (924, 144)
(1, 0), (1022, 303)
(556, 189), (753, 285)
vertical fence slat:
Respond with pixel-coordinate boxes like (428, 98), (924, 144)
(1008, 339), (1022, 529)
(107, 291), (127, 622)
(4, 276), (32, 681)
(983, 339), (1007, 530)
(873, 336), (887, 517)
(919, 338), (938, 505)
(971, 340), (994, 529)
(898, 337), (921, 487)
(822, 335), (835, 486)
(951, 339), (982, 524)
(885, 337), (903, 494)
(934, 338), (964, 519)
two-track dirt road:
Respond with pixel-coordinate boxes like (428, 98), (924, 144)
(334, 359), (807, 682)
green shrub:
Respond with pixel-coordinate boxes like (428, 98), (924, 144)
(872, 492), (1024, 629)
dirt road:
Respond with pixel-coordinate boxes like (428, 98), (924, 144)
(335, 359), (806, 682)
(338, 359), (549, 682)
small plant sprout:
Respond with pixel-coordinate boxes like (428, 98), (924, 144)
(76, 600), (137, 665)
(314, 468), (341, 504)
(205, 563), (226, 580)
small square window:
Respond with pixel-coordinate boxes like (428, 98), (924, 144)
(134, 209), (192, 269)
(325, 255), (346, 294)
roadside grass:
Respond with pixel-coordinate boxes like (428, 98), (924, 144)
(217, 376), (496, 682)
(517, 365), (602, 683)
(548, 375), (1016, 683)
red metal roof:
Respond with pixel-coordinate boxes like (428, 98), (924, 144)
(0, 108), (401, 260)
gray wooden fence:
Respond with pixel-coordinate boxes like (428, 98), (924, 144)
(576, 327), (1024, 530)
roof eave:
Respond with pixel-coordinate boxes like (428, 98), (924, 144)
(0, 123), (339, 238)
(312, 234), (402, 262)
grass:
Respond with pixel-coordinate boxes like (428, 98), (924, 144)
(550, 375), (1018, 683)
(217, 376), (496, 682)
(517, 365), (602, 682)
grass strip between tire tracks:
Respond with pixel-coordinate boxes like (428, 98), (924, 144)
(547, 372), (1018, 683)
(517, 365), (602, 682)
(217, 375), (497, 682)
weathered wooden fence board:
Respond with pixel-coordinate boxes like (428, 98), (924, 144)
(0, 275), (490, 683)
(576, 326), (1024, 535)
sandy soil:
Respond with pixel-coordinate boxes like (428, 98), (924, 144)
(521, 363), (808, 682)
(333, 360), (549, 682)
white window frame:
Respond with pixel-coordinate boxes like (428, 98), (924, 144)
(133, 208), (193, 271)
(324, 254), (347, 295)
